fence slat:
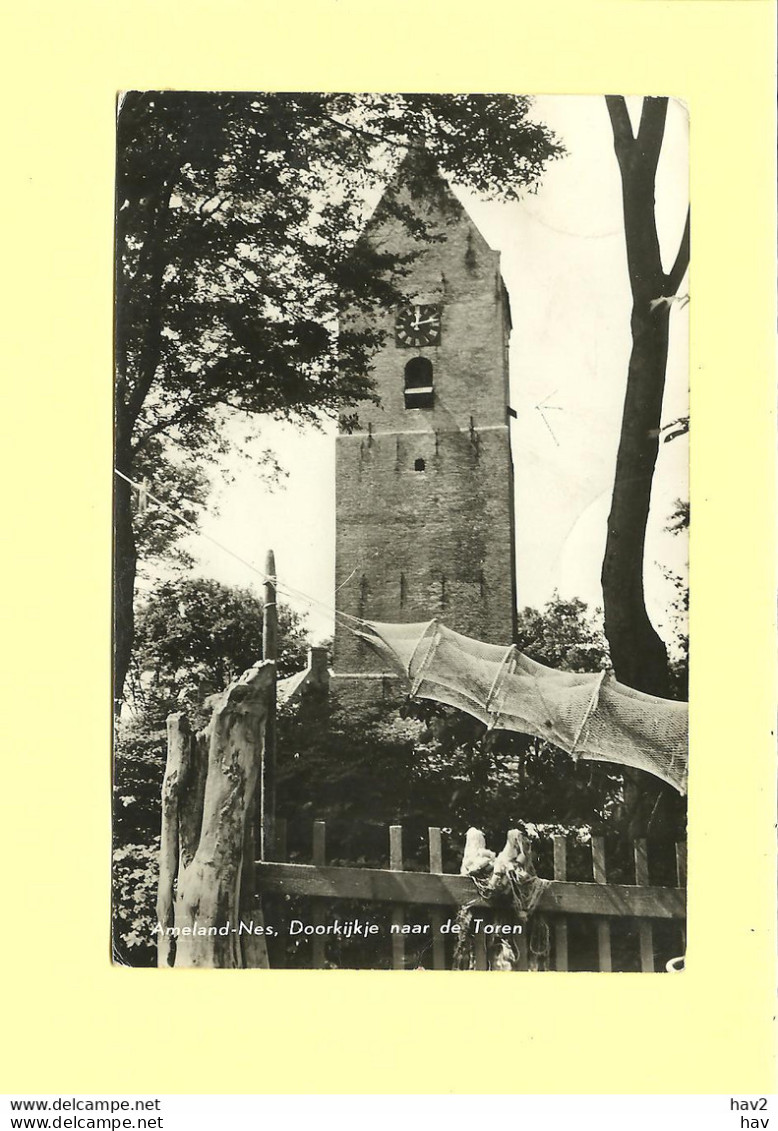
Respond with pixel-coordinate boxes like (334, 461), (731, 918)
(515, 923), (529, 970)
(390, 826), (405, 971)
(552, 834), (569, 972)
(474, 931), (489, 970)
(266, 816), (289, 968)
(312, 821), (326, 969)
(254, 861), (686, 917)
(275, 817), (288, 864)
(592, 836), (612, 972)
(675, 840), (688, 958)
(675, 841), (687, 889)
(428, 828), (446, 971)
(633, 838), (655, 972)
(554, 832), (572, 972)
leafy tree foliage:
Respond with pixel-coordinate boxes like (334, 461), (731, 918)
(130, 437), (210, 569)
(112, 840), (159, 968)
(665, 498), (689, 537)
(515, 594), (609, 672)
(112, 717), (169, 966)
(129, 576), (308, 724)
(114, 92), (563, 705)
(663, 498), (689, 699)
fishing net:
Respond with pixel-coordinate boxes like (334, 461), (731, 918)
(353, 619), (688, 794)
(454, 829), (551, 971)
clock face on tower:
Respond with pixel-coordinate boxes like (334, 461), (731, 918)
(395, 303), (442, 348)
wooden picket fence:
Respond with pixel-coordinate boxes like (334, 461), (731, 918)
(255, 820), (687, 972)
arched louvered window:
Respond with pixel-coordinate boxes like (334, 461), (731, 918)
(404, 357), (434, 408)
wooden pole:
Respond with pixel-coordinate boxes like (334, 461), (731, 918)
(312, 821), (327, 968)
(261, 548), (278, 860)
(634, 838), (655, 972)
(428, 828), (446, 970)
(389, 825), (405, 970)
(676, 839), (688, 957)
(592, 836), (613, 972)
(552, 834), (569, 971)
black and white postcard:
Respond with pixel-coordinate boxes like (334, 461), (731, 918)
(113, 93), (689, 971)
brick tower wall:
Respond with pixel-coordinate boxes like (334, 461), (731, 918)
(333, 153), (517, 686)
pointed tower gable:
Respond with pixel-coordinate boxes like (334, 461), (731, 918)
(358, 145), (498, 285)
(345, 146), (512, 433)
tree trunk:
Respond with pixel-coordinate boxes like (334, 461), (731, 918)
(602, 299), (672, 698)
(172, 662), (274, 968)
(602, 96), (690, 837)
(602, 302), (679, 836)
(113, 434), (137, 712)
(113, 163), (177, 709)
(156, 714), (208, 967)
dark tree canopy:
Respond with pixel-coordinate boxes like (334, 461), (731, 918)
(116, 91), (562, 453)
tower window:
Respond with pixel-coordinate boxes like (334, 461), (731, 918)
(404, 357), (434, 408)
(414, 458), (426, 472)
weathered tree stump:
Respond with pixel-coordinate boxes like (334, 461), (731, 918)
(157, 713), (195, 967)
(156, 661), (275, 968)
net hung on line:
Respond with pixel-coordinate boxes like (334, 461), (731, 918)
(354, 620), (688, 795)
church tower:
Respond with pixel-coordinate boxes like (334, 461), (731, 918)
(332, 149), (517, 698)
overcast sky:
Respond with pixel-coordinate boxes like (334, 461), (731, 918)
(178, 95), (689, 652)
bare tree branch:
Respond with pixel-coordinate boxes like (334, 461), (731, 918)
(665, 206), (690, 295)
(635, 97), (669, 173)
(605, 95), (635, 167)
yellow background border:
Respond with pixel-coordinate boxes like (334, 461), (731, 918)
(3, 0), (775, 1094)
